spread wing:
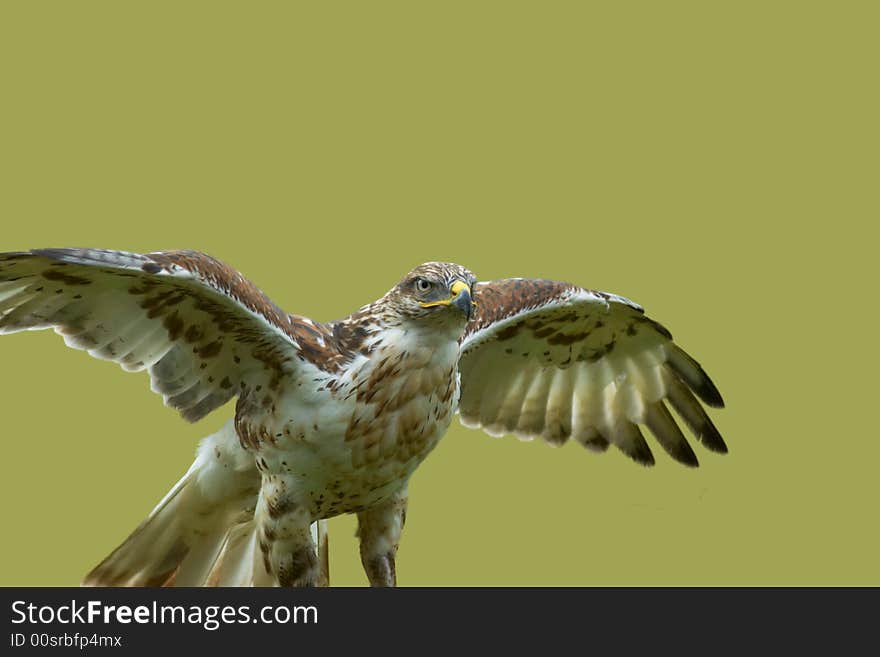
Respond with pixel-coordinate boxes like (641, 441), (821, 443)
(0, 248), (330, 422)
(457, 279), (725, 467)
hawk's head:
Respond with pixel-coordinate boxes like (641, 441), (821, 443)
(385, 262), (477, 328)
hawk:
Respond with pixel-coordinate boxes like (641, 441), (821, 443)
(0, 248), (726, 586)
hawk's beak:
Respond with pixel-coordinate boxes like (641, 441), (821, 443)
(450, 280), (473, 321)
(420, 280), (473, 321)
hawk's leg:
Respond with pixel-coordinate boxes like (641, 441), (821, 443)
(356, 488), (408, 587)
(257, 474), (319, 587)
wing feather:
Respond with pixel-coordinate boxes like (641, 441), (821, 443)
(610, 421), (655, 466)
(570, 359), (599, 445)
(492, 366), (534, 436)
(458, 278), (726, 467)
(663, 369), (728, 453)
(515, 367), (553, 439)
(0, 248), (332, 423)
(543, 367), (574, 446)
(665, 344), (724, 408)
(643, 401), (699, 467)
(576, 427), (610, 453)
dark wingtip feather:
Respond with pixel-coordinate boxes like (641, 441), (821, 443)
(662, 429), (699, 467)
(644, 402), (700, 468)
(631, 447), (656, 467)
(667, 346), (725, 408)
(699, 422), (729, 454)
(694, 367), (725, 409)
(614, 423), (655, 467)
(673, 443), (699, 467)
(574, 426), (610, 453)
(664, 371), (728, 454)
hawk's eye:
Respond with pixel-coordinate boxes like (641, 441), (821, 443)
(414, 278), (432, 293)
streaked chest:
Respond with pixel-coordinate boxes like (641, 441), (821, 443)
(236, 329), (462, 514)
(343, 339), (461, 471)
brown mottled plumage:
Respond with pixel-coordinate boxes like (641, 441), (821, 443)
(0, 249), (726, 586)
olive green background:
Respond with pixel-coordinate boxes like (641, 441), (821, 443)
(0, 2), (875, 586)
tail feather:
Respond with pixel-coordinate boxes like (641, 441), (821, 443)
(205, 520), (275, 586)
(83, 421), (266, 587)
(84, 420), (330, 587)
(83, 468), (196, 586)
